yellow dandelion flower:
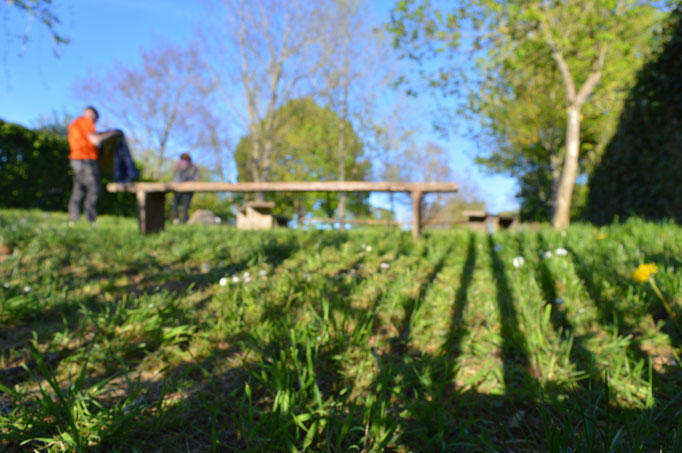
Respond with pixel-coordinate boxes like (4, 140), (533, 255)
(596, 233), (607, 240)
(632, 263), (658, 283)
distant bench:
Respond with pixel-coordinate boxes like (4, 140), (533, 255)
(461, 210), (519, 232)
(236, 201), (289, 230)
(106, 181), (459, 240)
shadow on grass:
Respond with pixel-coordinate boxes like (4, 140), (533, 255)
(4, 230), (682, 452)
(488, 234), (534, 394)
(530, 233), (599, 383)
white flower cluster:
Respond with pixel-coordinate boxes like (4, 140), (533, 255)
(219, 270), (263, 287)
(512, 256), (525, 268)
(540, 247), (569, 259)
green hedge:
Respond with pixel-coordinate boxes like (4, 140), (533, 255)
(586, 6), (682, 224)
(0, 119), (137, 216)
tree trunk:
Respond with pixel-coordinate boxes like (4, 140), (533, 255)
(337, 52), (349, 231)
(154, 145), (165, 180)
(548, 151), (563, 219)
(551, 105), (581, 229)
(337, 116), (347, 231)
(250, 140), (265, 202)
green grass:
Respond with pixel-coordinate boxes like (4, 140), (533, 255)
(1, 209), (681, 452)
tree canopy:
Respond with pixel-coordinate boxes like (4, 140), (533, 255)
(235, 98), (371, 220)
(389, 0), (665, 226)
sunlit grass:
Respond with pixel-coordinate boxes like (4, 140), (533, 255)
(1, 210), (681, 451)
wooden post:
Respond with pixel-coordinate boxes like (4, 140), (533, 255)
(136, 191), (166, 234)
(411, 191), (423, 242)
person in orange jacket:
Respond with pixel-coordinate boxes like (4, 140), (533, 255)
(67, 106), (120, 223)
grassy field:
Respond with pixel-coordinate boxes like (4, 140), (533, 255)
(1, 210), (681, 452)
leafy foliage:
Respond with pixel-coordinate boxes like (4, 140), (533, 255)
(235, 98), (371, 219)
(0, 119), (137, 216)
(388, 0), (663, 224)
(586, 5), (682, 224)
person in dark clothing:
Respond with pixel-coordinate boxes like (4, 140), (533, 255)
(113, 134), (139, 183)
(67, 106), (121, 223)
(172, 153), (200, 223)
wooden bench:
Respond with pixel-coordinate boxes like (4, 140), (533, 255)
(106, 181), (459, 241)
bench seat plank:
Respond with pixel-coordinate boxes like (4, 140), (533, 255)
(107, 181), (459, 240)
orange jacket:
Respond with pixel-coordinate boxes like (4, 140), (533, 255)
(68, 116), (99, 160)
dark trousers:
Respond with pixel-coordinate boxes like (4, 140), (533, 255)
(69, 159), (100, 222)
(172, 193), (193, 223)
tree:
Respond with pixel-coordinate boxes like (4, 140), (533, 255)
(365, 103), (426, 218)
(312, 0), (397, 229)
(74, 43), (222, 179)
(234, 98), (371, 220)
(410, 142), (484, 223)
(206, 0), (333, 200)
(389, 0), (664, 227)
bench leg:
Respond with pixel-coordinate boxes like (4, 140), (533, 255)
(137, 191), (165, 234)
(411, 191), (423, 242)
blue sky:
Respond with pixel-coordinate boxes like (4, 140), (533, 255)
(1, 0), (519, 216)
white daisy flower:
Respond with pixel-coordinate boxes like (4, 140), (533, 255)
(3, 283), (9, 288)
(555, 248), (568, 256)
(380, 262), (390, 270)
(512, 256), (525, 268)
(365, 245), (372, 252)
(23, 286), (31, 293)
(219, 277), (228, 287)
(231, 276), (240, 283)
(242, 271), (250, 278)
(542, 251), (553, 259)
(259, 270), (268, 277)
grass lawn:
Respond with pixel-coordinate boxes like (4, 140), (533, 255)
(1, 209), (681, 452)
